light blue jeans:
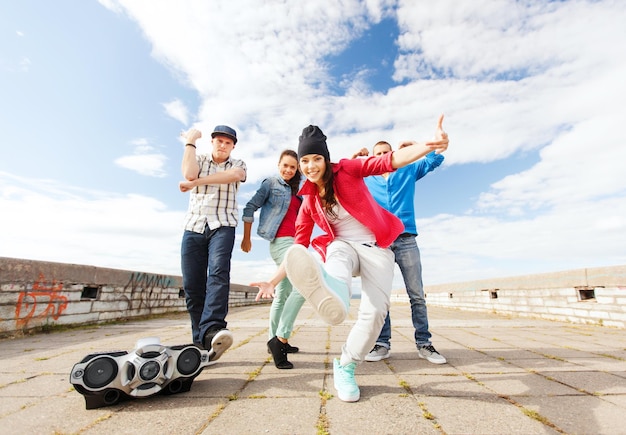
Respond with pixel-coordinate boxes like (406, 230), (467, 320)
(269, 237), (305, 339)
(375, 234), (432, 349)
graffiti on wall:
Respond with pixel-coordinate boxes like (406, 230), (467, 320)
(15, 273), (68, 328)
(123, 272), (175, 312)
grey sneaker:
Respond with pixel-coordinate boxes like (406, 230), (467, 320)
(417, 344), (447, 364)
(364, 344), (390, 362)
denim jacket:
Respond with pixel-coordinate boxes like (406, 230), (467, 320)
(242, 176), (294, 241)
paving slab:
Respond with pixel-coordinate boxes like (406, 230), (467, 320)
(1, 302), (625, 435)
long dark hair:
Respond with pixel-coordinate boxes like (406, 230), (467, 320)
(320, 158), (338, 219)
(279, 149), (302, 196)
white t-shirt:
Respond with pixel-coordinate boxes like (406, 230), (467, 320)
(326, 200), (376, 245)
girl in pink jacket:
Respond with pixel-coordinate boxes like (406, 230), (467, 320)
(252, 116), (448, 402)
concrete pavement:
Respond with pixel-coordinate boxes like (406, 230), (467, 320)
(1, 302), (625, 434)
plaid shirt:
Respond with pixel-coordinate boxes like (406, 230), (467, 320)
(182, 154), (247, 233)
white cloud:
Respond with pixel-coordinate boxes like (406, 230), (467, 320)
(115, 138), (168, 177)
(19, 57), (31, 72)
(418, 192), (626, 285)
(115, 153), (168, 177)
(0, 172), (183, 275)
(100, 0), (626, 284)
(4, 0), (621, 286)
(163, 98), (189, 125)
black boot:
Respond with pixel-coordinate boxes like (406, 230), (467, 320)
(284, 342), (299, 353)
(267, 341), (299, 354)
(267, 336), (293, 369)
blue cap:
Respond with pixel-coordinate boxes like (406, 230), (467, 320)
(211, 125), (237, 144)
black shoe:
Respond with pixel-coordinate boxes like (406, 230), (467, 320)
(267, 336), (293, 369)
(203, 328), (233, 362)
(267, 341), (299, 354)
(284, 342), (299, 353)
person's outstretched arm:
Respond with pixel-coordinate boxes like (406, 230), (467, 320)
(391, 114), (449, 169)
(250, 262), (288, 301)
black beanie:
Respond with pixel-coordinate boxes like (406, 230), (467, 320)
(298, 125), (330, 161)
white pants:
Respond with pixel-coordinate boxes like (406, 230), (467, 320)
(324, 240), (395, 365)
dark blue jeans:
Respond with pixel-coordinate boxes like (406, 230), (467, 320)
(181, 226), (235, 344)
(376, 234), (431, 349)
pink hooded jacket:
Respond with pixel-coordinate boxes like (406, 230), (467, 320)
(294, 151), (404, 261)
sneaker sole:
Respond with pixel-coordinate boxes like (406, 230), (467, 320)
(418, 352), (447, 365)
(285, 245), (347, 325)
(335, 388), (360, 402)
(364, 352), (390, 362)
(209, 330), (233, 362)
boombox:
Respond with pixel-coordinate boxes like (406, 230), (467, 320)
(69, 337), (215, 409)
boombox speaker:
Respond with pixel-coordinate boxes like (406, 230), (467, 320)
(70, 337), (215, 409)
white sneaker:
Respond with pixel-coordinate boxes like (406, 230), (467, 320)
(284, 245), (350, 325)
(204, 329), (233, 362)
(333, 358), (360, 402)
(364, 344), (390, 362)
(418, 344), (447, 364)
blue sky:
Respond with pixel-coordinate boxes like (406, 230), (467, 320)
(1, 0), (625, 291)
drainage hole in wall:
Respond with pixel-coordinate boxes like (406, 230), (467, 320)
(81, 285), (100, 300)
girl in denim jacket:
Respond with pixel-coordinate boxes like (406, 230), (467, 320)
(241, 150), (304, 369)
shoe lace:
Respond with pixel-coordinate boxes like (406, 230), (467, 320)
(372, 344), (384, 352)
(421, 344), (438, 354)
(341, 362), (356, 376)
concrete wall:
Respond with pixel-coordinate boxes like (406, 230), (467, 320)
(4, 257), (625, 336)
(0, 257), (267, 338)
(391, 265), (626, 328)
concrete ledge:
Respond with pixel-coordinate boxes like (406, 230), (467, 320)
(425, 265), (626, 291)
(5, 257), (625, 336)
(397, 264), (626, 328)
(0, 257), (268, 337)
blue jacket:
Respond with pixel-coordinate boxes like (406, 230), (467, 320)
(242, 176), (297, 241)
(364, 151), (444, 235)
